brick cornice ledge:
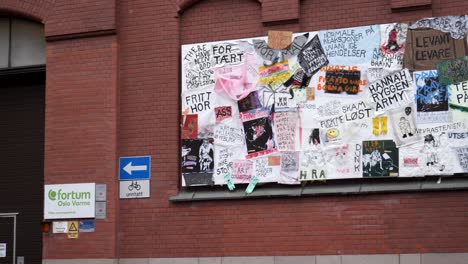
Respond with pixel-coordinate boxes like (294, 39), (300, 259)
(46, 29), (116, 42)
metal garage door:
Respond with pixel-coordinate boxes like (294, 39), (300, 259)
(0, 71), (45, 264)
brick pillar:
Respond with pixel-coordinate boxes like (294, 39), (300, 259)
(42, 0), (118, 259)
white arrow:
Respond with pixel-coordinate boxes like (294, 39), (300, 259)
(123, 162), (147, 175)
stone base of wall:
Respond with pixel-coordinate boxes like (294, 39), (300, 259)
(43, 253), (468, 264)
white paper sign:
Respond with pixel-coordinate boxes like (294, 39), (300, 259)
(119, 180), (150, 199)
(52, 221), (68, 233)
(0, 243), (6, 257)
(44, 183), (96, 219)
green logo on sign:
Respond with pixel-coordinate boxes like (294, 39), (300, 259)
(48, 189), (57, 201)
(48, 188), (92, 206)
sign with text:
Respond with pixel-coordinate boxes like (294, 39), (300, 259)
(67, 221), (79, 239)
(119, 180), (150, 199)
(0, 244), (5, 257)
(52, 221), (68, 233)
(44, 183), (96, 219)
(79, 220), (95, 233)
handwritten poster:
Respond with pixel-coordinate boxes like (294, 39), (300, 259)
(320, 25), (380, 65)
(404, 29), (467, 71)
(213, 145), (246, 185)
(324, 70), (361, 95)
(211, 43), (244, 67)
(253, 156), (279, 183)
(449, 81), (468, 112)
(367, 69), (413, 113)
(454, 147), (468, 172)
(315, 65), (366, 97)
(274, 112), (298, 151)
(232, 160), (253, 183)
(213, 123), (245, 146)
(182, 44), (215, 91)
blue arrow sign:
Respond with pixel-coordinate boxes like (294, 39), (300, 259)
(119, 156), (151, 180)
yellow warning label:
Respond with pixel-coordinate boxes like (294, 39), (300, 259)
(67, 221), (79, 239)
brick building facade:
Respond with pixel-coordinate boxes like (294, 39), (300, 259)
(0, 0), (468, 263)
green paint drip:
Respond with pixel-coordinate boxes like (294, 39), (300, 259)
(450, 103), (468, 112)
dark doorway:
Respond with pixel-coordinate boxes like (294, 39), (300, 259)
(0, 70), (45, 264)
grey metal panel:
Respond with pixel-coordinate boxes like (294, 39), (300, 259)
(150, 258), (198, 264)
(192, 188), (246, 201)
(168, 190), (195, 202)
(360, 181), (422, 193)
(421, 177), (468, 190)
(199, 257), (222, 264)
(400, 254), (420, 264)
(301, 183), (360, 195)
(421, 253), (468, 264)
(316, 255), (341, 264)
(275, 256), (316, 264)
(342, 254), (398, 264)
(246, 186), (302, 198)
(222, 256), (274, 264)
(170, 177), (468, 202)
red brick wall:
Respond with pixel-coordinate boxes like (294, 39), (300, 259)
(118, 0), (468, 258)
(1, 0), (119, 260)
(43, 36), (118, 259)
(45, 0), (116, 37)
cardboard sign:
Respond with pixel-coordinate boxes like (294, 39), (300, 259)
(268, 31), (293, 49)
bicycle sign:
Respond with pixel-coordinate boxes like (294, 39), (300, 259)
(119, 180), (150, 199)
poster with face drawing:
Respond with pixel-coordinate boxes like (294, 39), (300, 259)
(362, 140), (399, 177)
(388, 104), (421, 147)
(413, 70), (451, 124)
(325, 144), (356, 178)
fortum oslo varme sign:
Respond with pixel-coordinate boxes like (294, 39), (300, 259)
(44, 183), (96, 219)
